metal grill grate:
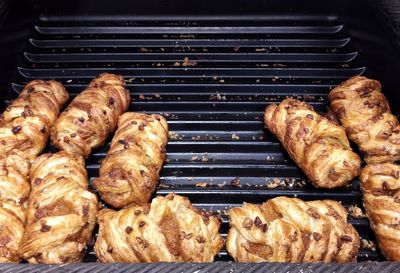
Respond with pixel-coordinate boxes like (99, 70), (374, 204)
(11, 15), (381, 262)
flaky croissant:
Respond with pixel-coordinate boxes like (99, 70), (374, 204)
(0, 80), (68, 161)
(93, 112), (168, 208)
(360, 163), (400, 260)
(51, 73), (130, 158)
(226, 197), (360, 262)
(329, 76), (400, 163)
(20, 151), (98, 264)
(0, 151), (30, 263)
(264, 98), (361, 188)
(94, 193), (223, 262)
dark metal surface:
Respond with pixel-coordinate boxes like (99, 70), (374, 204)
(0, 261), (400, 273)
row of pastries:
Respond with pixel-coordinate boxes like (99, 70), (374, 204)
(0, 73), (398, 263)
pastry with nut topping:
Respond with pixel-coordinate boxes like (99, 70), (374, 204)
(94, 193), (223, 262)
(51, 73), (130, 158)
(226, 196), (360, 262)
(93, 112), (168, 208)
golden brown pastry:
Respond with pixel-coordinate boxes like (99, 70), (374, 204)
(51, 73), (131, 158)
(329, 76), (400, 164)
(0, 80), (68, 161)
(94, 193), (223, 262)
(93, 112), (168, 208)
(360, 163), (400, 260)
(226, 197), (360, 262)
(0, 150), (30, 263)
(264, 98), (361, 188)
(20, 151), (98, 264)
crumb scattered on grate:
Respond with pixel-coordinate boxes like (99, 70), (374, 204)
(196, 182), (208, 188)
(217, 181), (227, 188)
(231, 177), (241, 187)
(361, 239), (377, 251)
(168, 131), (181, 140)
(267, 178), (281, 189)
(138, 94), (145, 100)
(139, 47), (148, 52)
(173, 62), (181, 67)
(202, 153), (209, 162)
(190, 155), (199, 161)
(348, 204), (366, 218)
(231, 133), (240, 140)
(255, 48), (269, 52)
(182, 57), (197, 67)
(158, 183), (169, 188)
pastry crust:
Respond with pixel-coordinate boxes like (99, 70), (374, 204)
(20, 151), (98, 264)
(94, 193), (223, 262)
(0, 80), (68, 161)
(360, 163), (400, 260)
(51, 73), (130, 157)
(93, 112), (168, 208)
(328, 76), (400, 163)
(0, 151), (30, 263)
(264, 98), (361, 188)
(226, 197), (360, 262)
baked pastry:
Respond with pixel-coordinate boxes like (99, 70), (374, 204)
(360, 163), (400, 260)
(93, 112), (168, 208)
(264, 98), (361, 188)
(0, 151), (30, 263)
(51, 73), (130, 158)
(0, 80), (68, 160)
(226, 196), (360, 262)
(20, 151), (98, 264)
(94, 193), (223, 262)
(328, 76), (400, 163)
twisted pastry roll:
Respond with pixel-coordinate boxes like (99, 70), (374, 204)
(264, 98), (361, 188)
(93, 112), (168, 208)
(0, 151), (30, 262)
(95, 193), (223, 262)
(360, 163), (400, 260)
(51, 73), (131, 158)
(226, 197), (360, 262)
(0, 80), (68, 160)
(329, 76), (400, 163)
(20, 151), (98, 264)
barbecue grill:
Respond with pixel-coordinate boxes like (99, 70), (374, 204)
(0, 0), (400, 272)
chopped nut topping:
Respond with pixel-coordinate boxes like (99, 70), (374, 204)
(139, 221), (146, 228)
(306, 208), (320, 219)
(109, 97), (115, 105)
(242, 217), (253, 229)
(125, 226), (133, 234)
(34, 178), (42, 186)
(11, 126), (22, 134)
(392, 170), (400, 179)
(40, 223), (51, 232)
(306, 114), (314, 120)
(231, 177), (240, 187)
(196, 235), (205, 243)
(313, 232), (321, 241)
(340, 235), (353, 242)
(254, 216), (262, 228)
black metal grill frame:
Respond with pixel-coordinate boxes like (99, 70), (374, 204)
(1, 0), (400, 271)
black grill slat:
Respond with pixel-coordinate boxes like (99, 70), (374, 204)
(17, 67), (365, 79)
(12, 16), (382, 262)
(29, 38), (351, 48)
(35, 25), (345, 34)
(24, 52), (358, 63)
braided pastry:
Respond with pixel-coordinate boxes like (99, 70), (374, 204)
(51, 73), (130, 158)
(264, 98), (361, 188)
(0, 80), (68, 161)
(329, 76), (400, 163)
(94, 193), (223, 262)
(20, 151), (98, 264)
(360, 163), (400, 260)
(93, 112), (168, 208)
(0, 151), (30, 262)
(226, 197), (360, 262)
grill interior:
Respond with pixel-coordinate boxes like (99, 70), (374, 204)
(10, 15), (382, 262)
